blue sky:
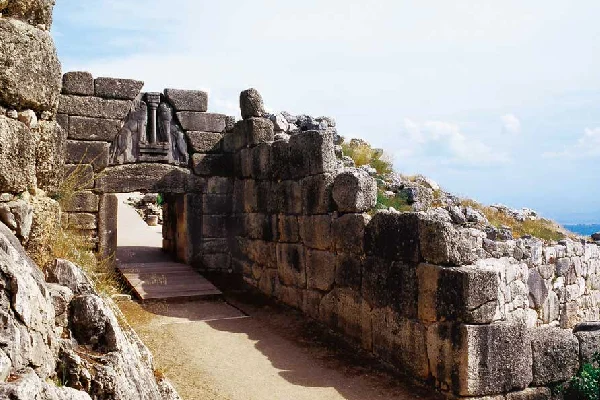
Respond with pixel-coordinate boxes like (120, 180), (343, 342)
(52, 1), (600, 224)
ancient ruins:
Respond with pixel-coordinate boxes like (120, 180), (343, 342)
(1, 1), (600, 399)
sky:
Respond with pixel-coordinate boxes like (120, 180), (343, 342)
(51, 1), (600, 224)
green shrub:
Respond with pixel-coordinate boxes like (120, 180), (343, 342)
(561, 352), (600, 400)
(374, 189), (412, 213)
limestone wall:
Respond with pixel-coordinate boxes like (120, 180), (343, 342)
(56, 73), (600, 398)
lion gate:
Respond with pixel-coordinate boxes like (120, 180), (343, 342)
(56, 71), (600, 399)
(57, 71), (235, 272)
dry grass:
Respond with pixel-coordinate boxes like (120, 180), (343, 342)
(341, 139), (394, 176)
(460, 199), (566, 242)
(37, 158), (125, 296)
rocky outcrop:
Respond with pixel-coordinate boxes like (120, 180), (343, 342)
(0, 221), (179, 399)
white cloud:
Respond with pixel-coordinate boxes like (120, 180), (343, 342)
(543, 127), (600, 159)
(395, 119), (510, 167)
(501, 114), (521, 134)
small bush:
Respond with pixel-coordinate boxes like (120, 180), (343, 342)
(561, 352), (600, 400)
(374, 190), (412, 213)
(341, 139), (394, 176)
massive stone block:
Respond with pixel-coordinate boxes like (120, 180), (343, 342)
(61, 191), (99, 213)
(68, 116), (122, 141)
(575, 328), (600, 364)
(306, 249), (336, 291)
(95, 163), (204, 193)
(186, 131), (222, 153)
(176, 112), (226, 132)
(250, 143), (271, 180)
(269, 180), (302, 214)
(364, 211), (421, 262)
(299, 215), (333, 250)
(332, 168), (377, 212)
(192, 153), (232, 176)
(202, 194), (232, 215)
(419, 215), (479, 266)
(66, 140), (110, 172)
(506, 388), (551, 400)
(240, 88), (265, 119)
(202, 215), (229, 238)
(0, 116), (36, 192)
(332, 213), (370, 254)
(271, 139), (292, 180)
(94, 77), (143, 100)
(335, 253), (362, 291)
(289, 130), (337, 177)
(0, 19), (61, 112)
(417, 263), (498, 324)
(426, 322), (532, 396)
(58, 95), (131, 119)
(164, 89), (208, 112)
(301, 173), (334, 214)
(242, 213), (276, 241)
(62, 71), (94, 96)
(35, 120), (66, 194)
(372, 308), (430, 380)
(67, 212), (96, 230)
(276, 243), (306, 287)
(531, 327), (579, 386)
(244, 117), (274, 146)
(275, 215), (300, 243)
(320, 288), (370, 342)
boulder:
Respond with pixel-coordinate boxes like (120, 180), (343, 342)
(332, 168), (377, 212)
(0, 369), (92, 400)
(45, 258), (95, 295)
(240, 88), (265, 119)
(0, 0), (56, 27)
(0, 19), (61, 112)
(62, 71), (94, 96)
(95, 77), (144, 100)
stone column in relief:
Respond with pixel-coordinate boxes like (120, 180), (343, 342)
(146, 92), (161, 143)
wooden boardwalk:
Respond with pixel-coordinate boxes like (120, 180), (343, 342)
(115, 193), (221, 302)
(118, 261), (222, 301)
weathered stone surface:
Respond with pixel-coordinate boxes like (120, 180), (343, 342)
(417, 263), (498, 324)
(575, 329), (600, 364)
(505, 388), (551, 400)
(299, 215), (332, 250)
(306, 249), (336, 291)
(269, 180), (302, 214)
(0, 19), (61, 112)
(66, 213), (96, 230)
(47, 283), (73, 328)
(276, 243), (306, 287)
(0, 200), (33, 240)
(206, 177), (233, 194)
(62, 71), (94, 96)
(301, 173), (334, 214)
(335, 253), (362, 291)
(333, 168), (377, 212)
(244, 117), (274, 145)
(97, 194), (117, 260)
(70, 294), (120, 352)
(68, 116), (122, 141)
(36, 120), (66, 194)
(95, 77), (143, 100)
(419, 214), (479, 266)
(164, 89), (208, 112)
(176, 112), (226, 132)
(270, 139), (292, 180)
(186, 131), (222, 153)
(25, 195), (60, 263)
(531, 327), (579, 385)
(0, 116), (37, 192)
(0, 348), (11, 382)
(192, 153), (232, 176)
(427, 322), (532, 396)
(0, 369), (92, 400)
(202, 194), (232, 215)
(289, 130), (337, 177)
(1, 0), (56, 27)
(528, 269), (548, 309)
(66, 140), (110, 172)
(240, 88), (265, 119)
(275, 215), (300, 243)
(45, 258), (95, 296)
(333, 213), (370, 254)
(17, 109), (37, 128)
(365, 211), (421, 262)
(58, 95), (131, 119)
(96, 163), (204, 193)
(61, 191), (98, 213)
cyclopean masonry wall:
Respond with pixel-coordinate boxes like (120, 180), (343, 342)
(58, 72), (600, 399)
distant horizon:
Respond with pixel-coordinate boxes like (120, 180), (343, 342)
(51, 1), (600, 224)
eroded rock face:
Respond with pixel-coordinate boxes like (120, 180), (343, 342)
(0, 0), (56, 28)
(0, 18), (61, 113)
(0, 221), (176, 399)
(0, 116), (37, 192)
(240, 88), (265, 119)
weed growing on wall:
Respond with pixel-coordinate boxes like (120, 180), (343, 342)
(561, 352), (600, 400)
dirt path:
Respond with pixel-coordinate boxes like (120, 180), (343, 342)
(115, 195), (442, 400)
